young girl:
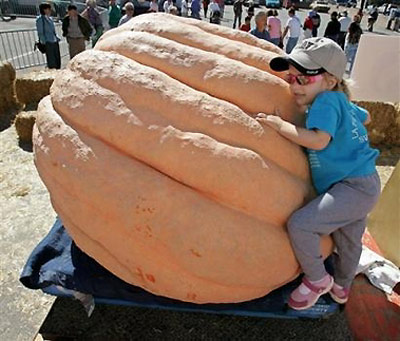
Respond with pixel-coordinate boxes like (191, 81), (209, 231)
(256, 38), (380, 311)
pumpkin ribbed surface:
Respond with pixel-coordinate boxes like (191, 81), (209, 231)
(33, 13), (333, 303)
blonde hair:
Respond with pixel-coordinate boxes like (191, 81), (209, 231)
(333, 79), (352, 100)
(323, 73), (352, 100)
(255, 11), (267, 22)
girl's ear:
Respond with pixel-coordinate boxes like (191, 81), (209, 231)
(324, 74), (338, 91)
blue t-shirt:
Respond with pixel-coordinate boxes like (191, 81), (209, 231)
(250, 28), (271, 41)
(306, 91), (379, 194)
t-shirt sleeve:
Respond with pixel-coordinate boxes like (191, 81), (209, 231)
(306, 94), (340, 138)
(351, 103), (368, 123)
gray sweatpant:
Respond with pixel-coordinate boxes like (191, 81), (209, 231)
(287, 173), (381, 288)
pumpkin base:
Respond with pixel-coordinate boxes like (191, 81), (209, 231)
(21, 218), (340, 317)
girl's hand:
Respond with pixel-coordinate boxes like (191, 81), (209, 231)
(256, 112), (284, 131)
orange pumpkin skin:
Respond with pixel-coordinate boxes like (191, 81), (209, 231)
(33, 14), (333, 304)
(100, 14), (284, 77)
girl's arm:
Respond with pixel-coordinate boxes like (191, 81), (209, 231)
(364, 111), (371, 125)
(256, 114), (331, 150)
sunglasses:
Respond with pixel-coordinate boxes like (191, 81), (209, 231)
(285, 73), (323, 86)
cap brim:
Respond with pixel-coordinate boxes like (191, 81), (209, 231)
(270, 52), (325, 76)
(269, 57), (290, 72)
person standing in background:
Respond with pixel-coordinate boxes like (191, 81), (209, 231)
(311, 11), (320, 37)
(303, 11), (314, 39)
(344, 15), (363, 73)
(108, 0), (121, 29)
(338, 11), (351, 49)
(282, 7), (301, 53)
(367, 5), (378, 32)
(81, 0), (103, 47)
(36, 2), (61, 69)
(191, 0), (201, 19)
(62, 4), (92, 59)
(324, 11), (341, 43)
(250, 11), (270, 41)
(203, 0), (210, 17)
(118, 2), (134, 25)
(267, 9), (281, 46)
(232, 0), (243, 29)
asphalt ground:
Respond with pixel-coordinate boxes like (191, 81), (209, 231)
(2, 5), (397, 340)
(39, 297), (352, 340)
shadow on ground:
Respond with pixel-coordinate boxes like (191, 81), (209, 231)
(18, 140), (33, 152)
(0, 109), (17, 133)
(39, 297), (352, 340)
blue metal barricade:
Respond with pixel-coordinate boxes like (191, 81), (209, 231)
(0, 24), (69, 70)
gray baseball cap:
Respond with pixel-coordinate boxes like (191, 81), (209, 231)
(270, 37), (347, 80)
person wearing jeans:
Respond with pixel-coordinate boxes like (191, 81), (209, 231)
(344, 18), (363, 73)
(36, 3), (61, 69)
(282, 7), (301, 54)
(267, 9), (282, 46)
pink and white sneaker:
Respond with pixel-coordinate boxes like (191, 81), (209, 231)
(329, 283), (350, 304)
(288, 274), (334, 310)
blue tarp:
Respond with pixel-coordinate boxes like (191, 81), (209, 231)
(20, 218), (339, 319)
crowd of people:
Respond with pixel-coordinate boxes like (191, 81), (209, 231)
(36, 0), (395, 74)
(231, 6), (368, 74)
(225, 5), (365, 74)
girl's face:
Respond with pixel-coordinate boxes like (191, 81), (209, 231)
(287, 65), (336, 107)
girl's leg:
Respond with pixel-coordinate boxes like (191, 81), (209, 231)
(331, 218), (366, 288)
(287, 173), (381, 282)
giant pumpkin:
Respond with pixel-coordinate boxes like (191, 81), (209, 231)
(33, 13), (333, 304)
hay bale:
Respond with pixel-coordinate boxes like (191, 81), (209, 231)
(356, 101), (400, 146)
(0, 62), (21, 118)
(16, 70), (59, 106)
(14, 111), (37, 143)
